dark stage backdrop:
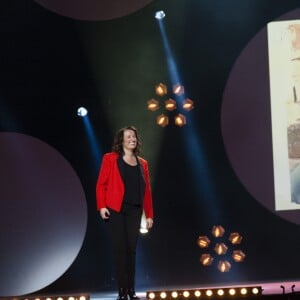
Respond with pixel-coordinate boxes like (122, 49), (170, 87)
(1, 0), (300, 297)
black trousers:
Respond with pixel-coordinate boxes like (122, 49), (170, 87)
(107, 203), (142, 289)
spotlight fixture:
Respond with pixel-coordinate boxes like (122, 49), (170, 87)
(218, 260), (231, 272)
(155, 83), (167, 96)
(229, 232), (243, 244)
(194, 290), (201, 297)
(157, 114), (169, 127)
(197, 235), (210, 248)
(165, 98), (176, 111)
(229, 288), (236, 295)
(173, 83), (184, 96)
(200, 253), (214, 266)
(232, 250), (246, 262)
(77, 107), (88, 117)
(183, 291), (190, 298)
(252, 287), (260, 295)
(171, 291), (178, 298)
(218, 289), (225, 296)
(147, 99), (160, 111)
(182, 98), (194, 111)
(212, 225), (225, 238)
(240, 288), (248, 295)
(155, 10), (166, 20)
(214, 243), (228, 255)
(174, 114), (186, 127)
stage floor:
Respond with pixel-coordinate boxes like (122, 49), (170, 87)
(90, 280), (300, 300)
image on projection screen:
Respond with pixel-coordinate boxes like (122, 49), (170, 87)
(268, 20), (300, 210)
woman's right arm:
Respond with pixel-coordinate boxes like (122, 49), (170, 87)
(96, 154), (111, 212)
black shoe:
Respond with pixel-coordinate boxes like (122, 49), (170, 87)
(128, 288), (140, 300)
(117, 288), (128, 300)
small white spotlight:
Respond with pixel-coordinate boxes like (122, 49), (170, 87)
(77, 107), (88, 117)
(155, 10), (165, 20)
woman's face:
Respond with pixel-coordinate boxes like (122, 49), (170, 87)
(122, 129), (137, 152)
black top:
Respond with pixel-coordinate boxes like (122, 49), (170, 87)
(121, 159), (142, 205)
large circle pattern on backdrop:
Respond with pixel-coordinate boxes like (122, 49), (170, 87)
(221, 9), (300, 225)
(34, 0), (153, 21)
(0, 132), (87, 297)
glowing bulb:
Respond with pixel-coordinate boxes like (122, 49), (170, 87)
(217, 289), (224, 296)
(77, 107), (88, 117)
(171, 291), (178, 298)
(229, 289), (236, 295)
(194, 290), (201, 297)
(155, 10), (165, 19)
(183, 291), (190, 298)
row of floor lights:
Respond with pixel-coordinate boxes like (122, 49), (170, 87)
(11, 295), (89, 300)
(146, 287), (262, 300)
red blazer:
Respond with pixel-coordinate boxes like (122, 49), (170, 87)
(96, 152), (153, 219)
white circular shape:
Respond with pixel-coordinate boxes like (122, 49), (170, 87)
(0, 132), (87, 296)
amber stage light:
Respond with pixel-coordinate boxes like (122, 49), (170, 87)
(212, 225), (225, 238)
(165, 98), (176, 111)
(232, 250), (246, 262)
(147, 99), (160, 111)
(218, 260), (231, 272)
(200, 253), (214, 266)
(197, 235), (210, 248)
(182, 98), (194, 111)
(155, 83), (167, 96)
(214, 242), (228, 255)
(229, 232), (243, 244)
(156, 114), (169, 127)
(174, 114), (186, 127)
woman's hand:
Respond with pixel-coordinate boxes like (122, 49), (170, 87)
(100, 208), (110, 220)
(146, 218), (153, 229)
